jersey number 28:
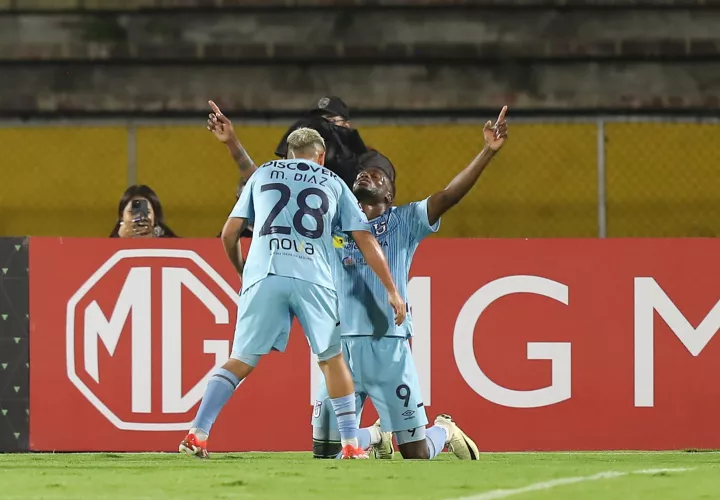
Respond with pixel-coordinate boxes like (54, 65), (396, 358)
(259, 183), (329, 239)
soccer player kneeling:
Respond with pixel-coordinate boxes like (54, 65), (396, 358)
(313, 107), (509, 460)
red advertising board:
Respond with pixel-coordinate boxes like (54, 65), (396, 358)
(30, 237), (720, 452)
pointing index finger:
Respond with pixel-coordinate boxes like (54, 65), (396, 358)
(208, 100), (222, 115)
(497, 105), (508, 124)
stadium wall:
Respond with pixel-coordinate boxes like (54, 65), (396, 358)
(1, 5), (720, 113)
(1, 119), (720, 239)
(24, 236), (720, 452)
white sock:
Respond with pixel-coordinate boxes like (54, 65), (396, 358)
(434, 422), (451, 446)
(367, 425), (382, 446)
(439, 426), (449, 446)
(190, 427), (208, 441)
(341, 437), (359, 448)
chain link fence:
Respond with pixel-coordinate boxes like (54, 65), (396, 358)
(1, 117), (718, 238)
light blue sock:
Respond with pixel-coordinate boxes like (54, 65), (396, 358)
(192, 368), (240, 436)
(425, 426), (448, 459)
(329, 394), (358, 445)
(357, 428), (372, 450)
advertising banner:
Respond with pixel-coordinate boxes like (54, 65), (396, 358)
(29, 237), (720, 451)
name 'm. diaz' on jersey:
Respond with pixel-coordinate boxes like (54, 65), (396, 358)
(331, 198), (440, 339)
(230, 159), (370, 293)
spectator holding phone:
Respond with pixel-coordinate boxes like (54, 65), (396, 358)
(110, 185), (177, 238)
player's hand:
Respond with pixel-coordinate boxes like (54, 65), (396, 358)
(207, 100), (236, 144)
(388, 291), (407, 326)
(483, 106), (508, 152)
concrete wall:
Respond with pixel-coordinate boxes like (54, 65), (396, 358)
(2, 63), (719, 113)
(0, 0), (711, 10)
(0, 5), (718, 112)
(1, 10), (720, 46)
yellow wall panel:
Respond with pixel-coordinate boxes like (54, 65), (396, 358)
(0, 126), (127, 236)
(606, 122), (720, 237)
(361, 123), (598, 237)
(136, 126), (287, 237)
(0, 123), (598, 238)
(5, 121), (716, 239)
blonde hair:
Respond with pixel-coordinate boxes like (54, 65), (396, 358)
(286, 128), (326, 159)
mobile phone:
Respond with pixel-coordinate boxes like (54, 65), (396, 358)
(131, 199), (149, 220)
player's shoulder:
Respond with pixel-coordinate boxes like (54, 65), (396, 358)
(251, 160), (278, 180)
(258, 159), (282, 169)
(389, 200), (430, 232)
(393, 199), (428, 218)
(322, 169), (348, 194)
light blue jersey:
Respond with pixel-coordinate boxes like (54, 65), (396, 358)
(230, 159), (370, 292)
(331, 198), (440, 338)
(313, 198), (439, 437)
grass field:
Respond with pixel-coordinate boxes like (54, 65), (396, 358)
(1, 451), (719, 499)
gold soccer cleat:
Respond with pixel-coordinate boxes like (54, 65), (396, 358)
(434, 414), (479, 460)
(371, 419), (395, 460)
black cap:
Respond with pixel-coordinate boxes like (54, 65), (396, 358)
(310, 96), (350, 120)
(359, 149), (395, 182)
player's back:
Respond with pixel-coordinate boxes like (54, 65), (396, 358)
(236, 159), (368, 292)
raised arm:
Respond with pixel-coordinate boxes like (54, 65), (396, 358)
(426, 106), (508, 226)
(208, 100), (258, 180)
(350, 230), (407, 326)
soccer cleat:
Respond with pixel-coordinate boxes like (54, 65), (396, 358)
(371, 419), (394, 460)
(179, 433), (209, 459)
(341, 444), (369, 459)
(434, 414), (479, 460)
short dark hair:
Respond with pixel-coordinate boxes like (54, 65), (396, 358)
(359, 149), (395, 182)
(109, 185), (177, 237)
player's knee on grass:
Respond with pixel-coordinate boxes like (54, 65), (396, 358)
(399, 441), (430, 460)
(396, 427), (429, 460)
(312, 426), (341, 459)
(313, 440), (342, 459)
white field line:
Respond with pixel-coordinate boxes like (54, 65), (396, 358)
(449, 467), (695, 500)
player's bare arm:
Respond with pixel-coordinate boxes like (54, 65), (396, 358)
(208, 100), (258, 178)
(350, 230), (407, 325)
(426, 106), (508, 225)
(220, 217), (248, 277)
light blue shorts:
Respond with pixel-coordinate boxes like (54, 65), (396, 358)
(312, 336), (428, 441)
(231, 275), (342, 362)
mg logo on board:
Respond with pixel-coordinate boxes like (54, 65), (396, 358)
(65, 249), (239, 431)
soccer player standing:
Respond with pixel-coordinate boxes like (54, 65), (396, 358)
(312, 107), (509, 461)
(180, 128), (406, 459)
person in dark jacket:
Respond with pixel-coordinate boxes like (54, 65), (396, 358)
(273, 97), (366, 183)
